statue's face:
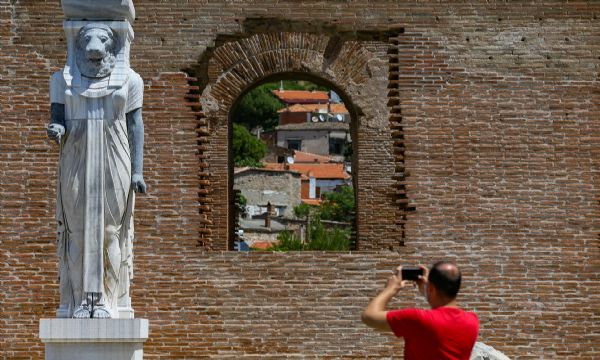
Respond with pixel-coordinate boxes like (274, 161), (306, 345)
(75, 26), (117, 78)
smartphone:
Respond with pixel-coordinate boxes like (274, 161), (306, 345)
(401, 267), (423, 281)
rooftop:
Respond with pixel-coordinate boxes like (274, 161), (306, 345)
(293, 150), (336, 164)
(263, 162), (351, 180)
(272, 90), (329, 103)
(276, 122), (350, 131)
(278, 103), (349, 114)
(301, 198), (323, 206)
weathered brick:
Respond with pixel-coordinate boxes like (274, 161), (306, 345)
(1, 1), (600, 359)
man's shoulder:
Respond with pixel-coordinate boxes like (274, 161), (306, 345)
(387, 307), (429, 321)
(389, 307), (427, 315)
(432, 307), (479, 327)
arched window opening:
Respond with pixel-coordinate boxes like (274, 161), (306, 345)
(229, 75), (358, 251)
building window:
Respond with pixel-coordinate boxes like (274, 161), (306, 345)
(329, 137), (345, 155)
(287, 139), (302, 151)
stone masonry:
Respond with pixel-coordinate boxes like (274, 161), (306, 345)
(1, 1), (599, 358)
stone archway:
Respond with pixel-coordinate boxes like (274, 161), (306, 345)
(198, 31), (398, 251)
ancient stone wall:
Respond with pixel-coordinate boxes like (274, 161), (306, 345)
(1, 1), (599, 358)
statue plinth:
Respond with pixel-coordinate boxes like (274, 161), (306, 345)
(39, 319), (149, 360)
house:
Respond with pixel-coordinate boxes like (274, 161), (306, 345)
(260, 144), (294, 163)
(263, 161), (351, 204)
(277, 103), (349, 125)
(233, 167), (302, 218)
(276, 121), (350, 162)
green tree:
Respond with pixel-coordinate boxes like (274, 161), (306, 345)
(232, 123), (267, 167)
(293, 203), (312, 219)
(305, 218), (351, 251)
(231, 84), (283, 132)
(267, 230), (304, 251)
(318, 186), (355, 222)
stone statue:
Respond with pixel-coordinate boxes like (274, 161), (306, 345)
(47, 20), (145, 319)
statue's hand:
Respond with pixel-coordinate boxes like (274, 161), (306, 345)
(131, 174), (147, 193)
(47, 123), (65, 144)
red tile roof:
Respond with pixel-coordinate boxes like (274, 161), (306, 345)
(301, 198), (323, 206)
(272, 90), (329, 103)
(277, 103), (349, 114)
(293, 150), (334, 164)
(263, 163), (350, 180)
(250, 241), (274, 250)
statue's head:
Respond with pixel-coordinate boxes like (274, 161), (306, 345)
(75, 24), (118, 78)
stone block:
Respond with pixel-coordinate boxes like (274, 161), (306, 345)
(39, 319), (149, 360)
(62, 0), (135, 23)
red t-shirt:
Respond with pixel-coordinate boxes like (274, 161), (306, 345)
(386, 307), (479, 360)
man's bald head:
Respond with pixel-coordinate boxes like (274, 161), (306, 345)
(428, 261), (462, 299)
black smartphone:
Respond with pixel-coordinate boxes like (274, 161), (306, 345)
(401, 267), (423, 281)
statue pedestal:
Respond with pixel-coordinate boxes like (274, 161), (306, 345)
(39, 319), (149, 360)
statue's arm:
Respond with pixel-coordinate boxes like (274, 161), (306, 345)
(126, 107), (146, 193)
(47, 103), (66, 143)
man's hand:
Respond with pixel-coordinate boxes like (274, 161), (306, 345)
(386, 266), (413, 293)
(416, 264), (429, 297)
(47, 123), (65, 144)
(131, 174), (147, 193)
(362, 266), (413, 333)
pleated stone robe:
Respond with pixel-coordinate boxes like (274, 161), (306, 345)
(51, 67), (143, 318)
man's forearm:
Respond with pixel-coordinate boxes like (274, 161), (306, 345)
(361, 286), (399, 332)
(366, 287), (397, 313)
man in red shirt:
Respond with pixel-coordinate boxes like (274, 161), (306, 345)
(361, 261), (479, 360)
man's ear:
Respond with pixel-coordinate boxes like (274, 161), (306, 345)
(428, 282), (437, 299)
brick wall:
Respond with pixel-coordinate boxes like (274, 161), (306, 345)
(1, 1), (599, 358)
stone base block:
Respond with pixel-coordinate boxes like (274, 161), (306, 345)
(39, 318), (149, 360)
(61, 0), (135, 23)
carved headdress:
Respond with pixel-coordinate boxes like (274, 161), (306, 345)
(61, 1), (135, 96)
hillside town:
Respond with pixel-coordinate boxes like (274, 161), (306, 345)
(233, 86), (354, 249)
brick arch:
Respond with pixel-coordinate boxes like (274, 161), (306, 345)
(199, 32), (398, 250)
(202, 32), (374, 116)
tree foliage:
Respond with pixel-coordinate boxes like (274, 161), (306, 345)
(304, 218), (351, 251)
(318, 186), (355, 223)
(232, 84), (283, 132)
(267, 230), (304, 251)
(266, 220), (350, 252)
(293, 203), (312, 219)
(232, 123), (267, 167)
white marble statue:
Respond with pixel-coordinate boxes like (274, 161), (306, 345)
(47, 21), (145, 319)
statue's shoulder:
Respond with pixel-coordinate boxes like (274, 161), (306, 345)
(126, 68), (143, 86)
(50, 70), (67, 103)
(125, 68), (143, 94)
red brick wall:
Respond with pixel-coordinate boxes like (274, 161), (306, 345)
(1, 1), (599, 359)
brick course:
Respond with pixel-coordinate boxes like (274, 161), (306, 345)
(1, 1), (599, 358)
